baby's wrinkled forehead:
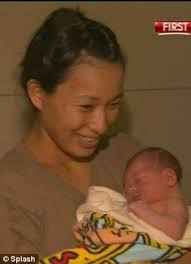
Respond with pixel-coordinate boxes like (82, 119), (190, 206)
(123, 147), (181, 185)
(128, 152), (160, 171)
(123, 151), (161, 186)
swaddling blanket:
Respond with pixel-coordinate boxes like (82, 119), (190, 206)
(40, 212), (188, 264)
(77, 186), (191, 248)
(39, 186), (190, 264)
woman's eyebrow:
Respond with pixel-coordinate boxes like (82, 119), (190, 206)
(110, 92), (124, 101)
(75, 92), (124, 102)
(73, 96), (100, 103)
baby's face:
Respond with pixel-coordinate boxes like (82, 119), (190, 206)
(124, 156), (169, 204)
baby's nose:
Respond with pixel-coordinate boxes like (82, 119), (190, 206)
(128, 186), (137, 193)
(127, 186), (140, 202)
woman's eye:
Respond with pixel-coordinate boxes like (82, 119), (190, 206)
(108, 102), (120, 110)
(79, 105), (94, 112)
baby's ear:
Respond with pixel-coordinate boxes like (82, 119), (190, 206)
(163, 168), (177, 187)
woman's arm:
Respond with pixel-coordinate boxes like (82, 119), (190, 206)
(0, 196), (42, 254)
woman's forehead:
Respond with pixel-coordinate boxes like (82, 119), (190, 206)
(55, 59), (124, 99)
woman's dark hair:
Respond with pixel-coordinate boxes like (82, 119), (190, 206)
(20, 7), (125, 94)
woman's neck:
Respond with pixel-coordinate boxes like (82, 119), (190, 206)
(23, 122), (92, 194)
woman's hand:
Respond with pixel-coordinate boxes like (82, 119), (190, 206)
(73, 221), (138, 247)
(73, 221), (86, 242)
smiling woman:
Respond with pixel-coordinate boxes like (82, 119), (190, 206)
(26, 58), (124, 161)
(0, 7), (142, 258)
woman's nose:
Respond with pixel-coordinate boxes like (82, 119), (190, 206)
(88, 110), (109, 135)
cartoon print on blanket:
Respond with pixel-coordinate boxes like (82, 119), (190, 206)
(39, 212), (189, 264)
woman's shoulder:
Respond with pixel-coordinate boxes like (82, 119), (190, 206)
(0, 143), (28, 174)
(0, 143), (45, 198)
(97, 132), (144, 160)
(0, 144), (22, 172)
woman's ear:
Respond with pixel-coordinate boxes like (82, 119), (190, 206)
(163, 168), (177, 187)
(27, 79), (45, 110)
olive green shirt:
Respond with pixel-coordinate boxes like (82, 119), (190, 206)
(0, 132), (142, 257)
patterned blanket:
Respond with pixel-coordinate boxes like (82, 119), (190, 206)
(39, 212), (189, 264)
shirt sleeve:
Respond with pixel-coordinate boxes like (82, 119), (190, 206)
(0, 195), (43, 254)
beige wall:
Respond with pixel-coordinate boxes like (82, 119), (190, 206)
(0, 2), (191, 201)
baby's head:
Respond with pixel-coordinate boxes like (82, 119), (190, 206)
(123, 147), (182, 204)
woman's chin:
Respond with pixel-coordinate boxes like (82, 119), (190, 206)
(68, 147), (97, 161)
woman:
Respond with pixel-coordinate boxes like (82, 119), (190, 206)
(0, 7), (190, 263)
(0, 7), (141, 257)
